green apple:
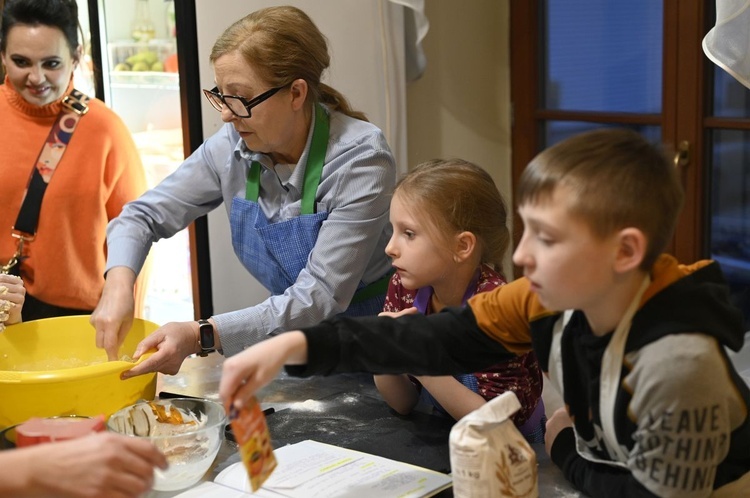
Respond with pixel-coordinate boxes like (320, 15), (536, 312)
(131, 61), (150, 72)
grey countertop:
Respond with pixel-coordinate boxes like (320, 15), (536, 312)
(148, 354), (582, 498)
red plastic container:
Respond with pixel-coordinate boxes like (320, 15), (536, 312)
(15, 415), (106, 447)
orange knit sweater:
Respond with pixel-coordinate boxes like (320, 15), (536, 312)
(0, 78), (146, 310)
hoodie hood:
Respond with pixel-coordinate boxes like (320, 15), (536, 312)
(629, 254), (746, 353)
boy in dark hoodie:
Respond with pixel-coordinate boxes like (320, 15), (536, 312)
(219, 128), (750, 498)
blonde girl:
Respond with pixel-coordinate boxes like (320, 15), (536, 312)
(374, 159), (546, 442)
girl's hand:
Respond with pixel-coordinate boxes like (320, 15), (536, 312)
(378, 307), (418, 319)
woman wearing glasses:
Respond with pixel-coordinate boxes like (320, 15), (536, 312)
(91, 6), (396, 376)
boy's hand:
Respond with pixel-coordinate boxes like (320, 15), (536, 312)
(545, 407), (573, 455)
(220, 331), (308, 410)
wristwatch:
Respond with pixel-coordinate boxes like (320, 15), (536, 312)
(197, 319), (216, 357)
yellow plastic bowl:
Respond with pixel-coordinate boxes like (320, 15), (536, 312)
(0, 316), (159, 429)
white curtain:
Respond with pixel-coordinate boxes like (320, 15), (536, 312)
(390, 0), (430, 82)
(702, 0), (750, 89)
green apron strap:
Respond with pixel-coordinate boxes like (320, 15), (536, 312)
(300, 104), (329, 215)
(350, 269), (394, 305)
(245, 161), (261, 201)
(245, 103), (329, 213)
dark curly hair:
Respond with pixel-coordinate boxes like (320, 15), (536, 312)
(1, 0), (80, 58)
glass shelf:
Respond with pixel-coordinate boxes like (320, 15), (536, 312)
(107, 39), (178, 89)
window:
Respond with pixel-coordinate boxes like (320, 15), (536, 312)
(510, 0), (750, 327)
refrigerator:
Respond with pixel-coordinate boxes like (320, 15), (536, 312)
(79, 0), (192, 325)
(84, 0), (416, 323)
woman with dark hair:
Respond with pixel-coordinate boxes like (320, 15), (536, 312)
(0, 0), (146, 321)
(93, 6), (396, 376)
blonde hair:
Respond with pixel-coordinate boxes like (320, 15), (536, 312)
(209, 5), (367, 121)
(394, 159), (510, 272)
(517, 128), (684, 270)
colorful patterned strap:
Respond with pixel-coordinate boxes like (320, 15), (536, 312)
(3, 89), (90, 274)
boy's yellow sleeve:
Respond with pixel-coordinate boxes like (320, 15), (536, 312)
(468, 277), (554, 355)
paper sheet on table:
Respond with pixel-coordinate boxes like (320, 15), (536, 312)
(216, 440), (452, 498)
(172, 480), (280, 497)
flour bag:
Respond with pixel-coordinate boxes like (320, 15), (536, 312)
(449, 391), (539, 498)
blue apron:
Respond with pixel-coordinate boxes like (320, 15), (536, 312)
(413, 269), (481, 407)
(230, 104), (388, 316)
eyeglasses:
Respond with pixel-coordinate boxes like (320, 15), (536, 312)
(202, 84), (286, 118)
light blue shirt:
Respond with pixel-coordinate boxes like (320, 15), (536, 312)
(106, 107), (395, 356)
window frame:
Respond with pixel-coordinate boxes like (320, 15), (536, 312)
(508, 0), (726, 272)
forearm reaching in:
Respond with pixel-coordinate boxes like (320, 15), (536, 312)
(219, 331), (308, 408)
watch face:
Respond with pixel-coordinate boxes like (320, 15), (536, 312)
(199, 320), (215, 349)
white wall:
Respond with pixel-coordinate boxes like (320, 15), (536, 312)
(406, 0), (514, 277)
(407, 1), (511, 193)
